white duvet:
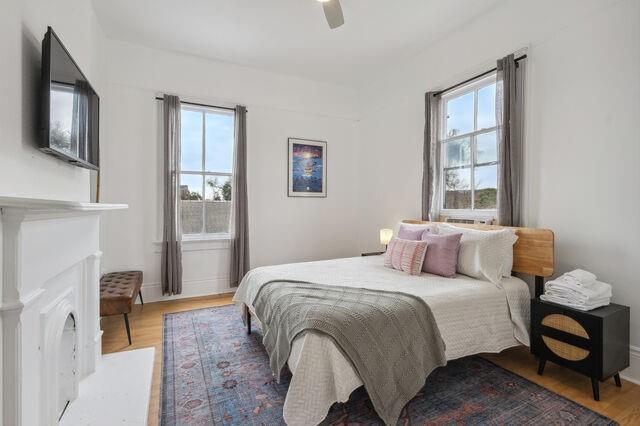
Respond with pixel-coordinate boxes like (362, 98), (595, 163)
(233, 255), (531, 426)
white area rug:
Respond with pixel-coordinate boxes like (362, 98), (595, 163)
(61, 347), (155, 426)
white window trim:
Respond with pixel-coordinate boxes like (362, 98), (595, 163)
(179, 104), (235, 239)
(439, 73), (498, 218)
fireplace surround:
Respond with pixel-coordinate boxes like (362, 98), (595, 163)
(0, 197), (127, 425)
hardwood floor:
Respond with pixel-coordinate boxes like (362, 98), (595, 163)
(102, 295), (640, 425)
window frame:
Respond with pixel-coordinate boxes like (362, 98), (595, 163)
(179, 104), (235, 240)
(439, 73), (498, 216)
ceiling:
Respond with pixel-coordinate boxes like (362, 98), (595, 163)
(92, 0), (504, 87)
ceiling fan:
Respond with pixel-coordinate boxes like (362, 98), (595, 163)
(317, 0), (344, 29)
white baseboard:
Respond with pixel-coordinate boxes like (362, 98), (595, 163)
(139, 278), (235, 303)
(620, 345), (640, 385)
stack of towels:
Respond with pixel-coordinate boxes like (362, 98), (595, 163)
(540, 269), (612, 311)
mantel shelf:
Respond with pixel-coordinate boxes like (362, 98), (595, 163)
(0, 196), (128, 213)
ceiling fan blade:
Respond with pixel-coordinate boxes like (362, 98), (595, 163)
(322, 0), (344, 29)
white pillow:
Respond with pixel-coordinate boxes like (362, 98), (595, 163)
(437, 225), (518, 284)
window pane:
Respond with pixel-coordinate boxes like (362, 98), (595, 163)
(446, 92), (474, 137)
(474, 164), (497, 209)
(477, 83), (496, 129)
(444, 168), (471, 209)
(205, 112), (234, 173)
(180, 174), (203, 234)
(204, 176), (232, 233)
(476, 131), (497, 164)
(181, 109), (203, 171)
(444, 137), (470, 168)
(204, 176), (232, 201)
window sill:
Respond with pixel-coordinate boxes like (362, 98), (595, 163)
(182, 233), (231, 242)
(440, 210), (496, 222)
(153, 234), (231, 252)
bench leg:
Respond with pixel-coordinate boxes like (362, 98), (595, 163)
(124, 313), (132, 345)
(139, 291), (144, 306)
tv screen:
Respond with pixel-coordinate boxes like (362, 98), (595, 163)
(40, 27), (99, 170)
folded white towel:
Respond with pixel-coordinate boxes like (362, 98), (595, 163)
(545, 279), (612, 301)
(562, 275), (593, 289)
(541, 291), (610, 305)
(564, 269), (597, 285)
(541, 268), (612, 311)
(540, 294), (610, 311)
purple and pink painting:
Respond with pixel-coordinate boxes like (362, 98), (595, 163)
(288, 138), (326, 197)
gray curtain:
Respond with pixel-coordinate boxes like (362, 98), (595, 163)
(496, 54), (524, 226)
(230, 105), (249, 287)
(161, 94), (183, 295)
(422, 92), (442, 221)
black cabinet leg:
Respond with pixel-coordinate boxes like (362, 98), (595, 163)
(139, 291), (144, 306)
(614, 373), (622, 387)
(591, 378), (600, 401)
(124, 313), (132, 346)
(537, 359), (546, 375)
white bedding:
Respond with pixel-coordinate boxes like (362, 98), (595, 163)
(233, 255), (531, 426)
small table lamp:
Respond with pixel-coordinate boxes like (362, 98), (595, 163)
(379, 228), (393, 251)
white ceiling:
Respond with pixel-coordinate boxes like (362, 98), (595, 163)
(92, 0), (504, 87)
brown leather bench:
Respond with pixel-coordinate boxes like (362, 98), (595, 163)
(100, 271), (143, 345)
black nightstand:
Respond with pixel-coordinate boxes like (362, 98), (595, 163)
(531, 298), (630, 401)
(361, 251), (384, 256)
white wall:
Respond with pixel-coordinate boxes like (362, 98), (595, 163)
(355, 0), (640, 380)
(99, 40), (360, 301)
(0, 0), (106, 202)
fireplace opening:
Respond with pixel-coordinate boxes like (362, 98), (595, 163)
(58, 313), (77, 420)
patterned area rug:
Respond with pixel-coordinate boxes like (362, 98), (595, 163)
(160, 304), (615, 425)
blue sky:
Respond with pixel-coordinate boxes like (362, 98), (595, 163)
(181, 108), (234, 173)
(446, 83), (495, 136)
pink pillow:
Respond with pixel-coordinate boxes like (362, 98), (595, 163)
(397, 224), (426, 240)
(421, 233), (462, 278)
(384, 238), (428, 275)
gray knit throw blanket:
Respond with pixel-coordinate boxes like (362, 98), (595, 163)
(253, 281), (447, 426)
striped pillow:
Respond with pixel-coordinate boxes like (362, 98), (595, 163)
(384, 238), (428, 275)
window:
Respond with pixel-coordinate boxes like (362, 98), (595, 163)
(440, 74), (498, 212)
(179, 105), (235, 237)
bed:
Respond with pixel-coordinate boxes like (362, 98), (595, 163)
(233, 221), (554, 425)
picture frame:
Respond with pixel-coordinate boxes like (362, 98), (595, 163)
(288, 138), (327, 197)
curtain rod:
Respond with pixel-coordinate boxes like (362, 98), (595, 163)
(154, 96), (243, 112)
(432, 54), (527, 97)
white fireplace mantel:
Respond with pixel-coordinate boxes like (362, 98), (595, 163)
(0, 196), (128, 213)
(0, 196), (127, 426)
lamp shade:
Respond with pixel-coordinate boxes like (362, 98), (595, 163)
(379, 228), (393, 246)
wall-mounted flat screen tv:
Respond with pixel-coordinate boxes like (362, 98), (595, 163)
(40, 26), (99, 170)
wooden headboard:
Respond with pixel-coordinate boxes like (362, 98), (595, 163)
(403, 220), (555, 278)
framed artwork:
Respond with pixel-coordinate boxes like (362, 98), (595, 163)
(288, 138), (327, 197)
